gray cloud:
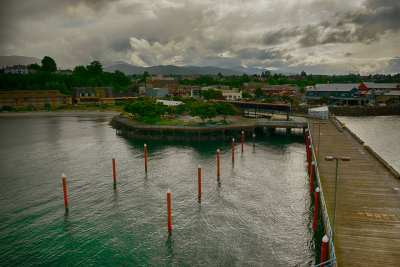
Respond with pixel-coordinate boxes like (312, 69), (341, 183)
(0, 0), (398, 74)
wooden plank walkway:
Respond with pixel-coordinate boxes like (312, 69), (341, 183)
(309, 118), (400, 266)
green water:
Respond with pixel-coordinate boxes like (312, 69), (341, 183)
(0, 115), (315, 265)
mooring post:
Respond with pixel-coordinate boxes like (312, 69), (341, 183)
(144, 144), (148, 172)
(198, 164), (201, 198)
(252, 132), (256, 146)
(62, 174), (68, 212)
(308, 145), (312, 172)
(310, 161), (315, 194)
(320, 235), (328, 266)
(313, 187), (320, 231)
(241, 131), (244, 153)
(217, 149), (220, 178)
(167, 189), (172, 232)
(112, 158), (116, 188)
(232, 138), (235, 162)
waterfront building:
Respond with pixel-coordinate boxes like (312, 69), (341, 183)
(73, 87), (113, 104)
(305, 83), (360, 105)
(0, 90), (72, 107)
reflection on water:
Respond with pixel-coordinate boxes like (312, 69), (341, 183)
(0, 115), (314, 266)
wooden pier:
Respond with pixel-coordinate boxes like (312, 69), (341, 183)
(309, 118), (400, 266)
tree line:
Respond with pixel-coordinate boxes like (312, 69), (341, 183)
(124, 97), (238, 123)
(0, 56), (132, 95)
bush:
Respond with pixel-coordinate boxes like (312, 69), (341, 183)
(1, 105), (13, 111)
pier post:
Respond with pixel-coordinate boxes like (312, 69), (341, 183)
(252, 132), (256, 146)
(198, 164), (201, 198)
(232, 138), (235, 162)
(313, 187), (320, 231)
(167, 189), (172, 232)
(308, 145), (311, 172)
(241, 131), (244, 153)
(310, 161), (315, 194)
(320, 235), (328, 266)
(112, 158), (116, 188)
(62, 174), (68, 212)
(144, 144), (148, 172)
(217, 149), (220, 178)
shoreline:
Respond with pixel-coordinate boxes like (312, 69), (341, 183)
(0, 110), (120, 117)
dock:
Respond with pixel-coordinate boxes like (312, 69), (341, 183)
(309, 118), (400, 266)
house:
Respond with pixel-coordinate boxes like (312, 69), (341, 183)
(4, 65), (29, 74)
(220, 89), (242, 101)
(0, 90), (72, 107)
(377, 91), (400, 105)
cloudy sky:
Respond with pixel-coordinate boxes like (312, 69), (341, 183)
(1, 0), (399, 74)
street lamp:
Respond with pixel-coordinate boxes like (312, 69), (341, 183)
(325, 156), (350, 244)
(314, 122), (326, 161)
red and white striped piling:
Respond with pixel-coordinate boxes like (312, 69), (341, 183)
(241, 131), (244, 152)
(144, 144), (148, 172)
(198, 164), (202, 198)
(310, 161), (315, 194)
(313, 187), (320, 231)
(217, 149), (220, 178)
(320, 235), (329, 266)
(167, 189), (172, 232)
(112, 158), (117, 187)
(62, 174), (69, 211)
(232, 138), (235, 162)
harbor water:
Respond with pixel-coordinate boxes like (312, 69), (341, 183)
(338, 115), (400, 173)
(0, 114), (315, 265)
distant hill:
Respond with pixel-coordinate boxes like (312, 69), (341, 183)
(104, 62), (246, 76)
(0, 55), (41, 68)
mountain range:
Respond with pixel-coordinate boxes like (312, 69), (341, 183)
(0, 55), (263, 76)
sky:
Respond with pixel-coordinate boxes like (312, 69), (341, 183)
(0, 0), (399, 74)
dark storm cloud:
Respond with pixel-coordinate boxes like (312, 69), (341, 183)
(235, 48), (284, 60)
(263, 28), (300, 46)
(110, 38), (132, 53)
(262, 0), (400, 47)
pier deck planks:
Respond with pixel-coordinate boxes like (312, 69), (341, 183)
(309, 118), (400, 266)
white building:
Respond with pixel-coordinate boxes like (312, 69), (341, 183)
(4, 65), (28, 74)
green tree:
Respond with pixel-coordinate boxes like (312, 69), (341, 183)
(203, 89), (226, 100)
(124, 98), (167, 123)
(41, 56), (57, 72)
(86, 61), (103, 77)
(141, 71), (150, 83)
(190, 101), (217, 122)
(73, 65), (87, 75)
(215, 102), (237, 121)
(242, 91), (252, 99)
(28, 63), (41, 71)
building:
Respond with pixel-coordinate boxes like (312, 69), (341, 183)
(146, 88), (170, 98)
(73, 87), (113, 104)
(377, 91), (400, 105)
(305, 84), (360, 105)
(359, 82), (400, 93)
(220, 89), (242, 101)
(0, 90), (72, 107)
(146, 75), (179, 89)
(4, 65), (29, 74)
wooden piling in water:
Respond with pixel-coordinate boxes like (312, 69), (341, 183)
(62, 174), (68, 212)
